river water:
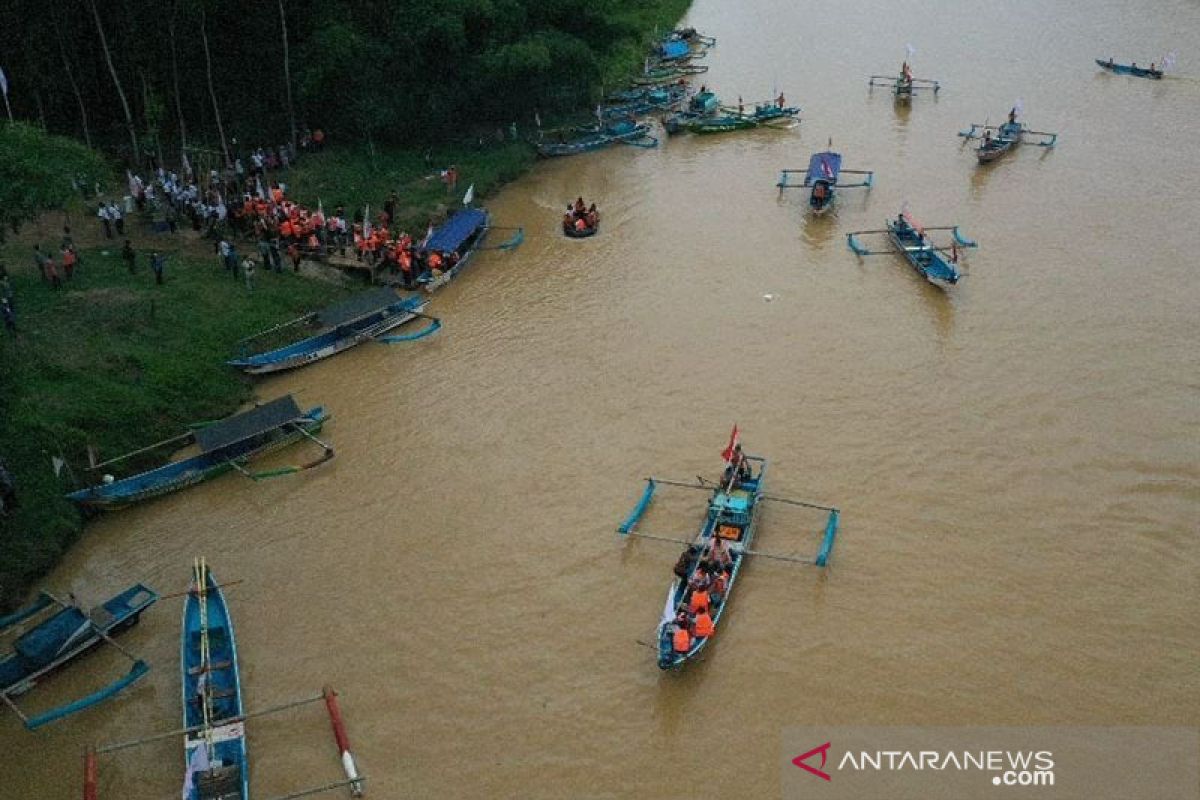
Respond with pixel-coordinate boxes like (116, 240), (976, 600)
(5, 0), (1198, 797)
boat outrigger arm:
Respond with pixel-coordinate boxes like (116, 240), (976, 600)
(476, 226), (525, 251)
(776, 168), (874, 190)
(229, 424), (334, 481)
(847, 225), (978, 257)
(1, 592), (151, 731)
(958, 123), (1058, 147)
(869, 75), (940, 92)
(617, 477), (841, 567)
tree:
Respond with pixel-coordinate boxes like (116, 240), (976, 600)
(199, 3), (231, 166)
(279, 0), (297, 150)
(87, 0), (139, 165)
(0, 123), (109, 235)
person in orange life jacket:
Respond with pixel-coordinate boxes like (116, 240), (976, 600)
(574, 216), (588, 232)
(427, 250), (444, 274)
(709, 570), (728, 608)
(61, 247), (77, 279)
(693, 607), (715, 638)
(688, 585), (710, 614)
(672, 622), (691, 653)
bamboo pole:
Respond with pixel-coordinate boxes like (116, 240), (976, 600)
(87, 431), (196, 471)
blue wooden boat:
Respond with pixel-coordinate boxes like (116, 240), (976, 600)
(684, 97), (800, 134)
(959, 116), (1057, 163)
(228, 289), (439, 375)
(777, 148), (874, 215)
(656, 38), (707, 62)
(1, 585), (157, 729)
(416, 207), (524, 292)
(618, 431), (840, 670)
(631, 63), (708, 85)
(668, 27), (716, 48)
(848, 212), (978, 288)
(602, 84), (685, 120)
(663, 90), (720, 134)
(66, 395), (333, 510)
(537, 121), (658, 157)
(182, 559), (247, 800)
(1096, 58), (1163, 79)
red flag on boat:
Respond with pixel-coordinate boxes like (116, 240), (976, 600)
(721, 424), (741, 463)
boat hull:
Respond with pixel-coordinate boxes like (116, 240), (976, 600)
(1095, 59), (1162, 79)
(182, 566), (247, 800)
(420, 210), (491, 292)
(886, 223), (960, 288)
(66, 408), (329, 510)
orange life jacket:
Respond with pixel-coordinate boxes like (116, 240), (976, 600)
(672, 627), (691, 653)
(694, 612), (715, 638)
(688, 590), (710, 614)
(428, 252), (443, 269)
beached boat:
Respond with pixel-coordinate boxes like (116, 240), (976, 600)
(618, 428), (840, 670)
(685, 100), (799, 134)
(181, 559), (247, 800)
(228, 289), (439, 374)
(847, 211), (978, 288)
(668, 27), (717, 49)
(536, 120), (658, 157)
(1, 585), (157, 729)
(777, 147), (874, 215)
(66, 395), (333, 510)
(959, 114), (1057, 163)
(631, 63), (708, 85)
(663, 90), (720, 134)
(1095, 58), (1163, 79)
(602, 84), (685, 120)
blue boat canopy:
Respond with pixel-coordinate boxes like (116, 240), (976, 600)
(660, 40), (690, 59)
(424, 209), (487, 254)
(194, 395), (303, 453)
(806, 151), (842, 184)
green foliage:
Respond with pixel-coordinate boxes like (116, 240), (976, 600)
(0, 242), (349, 608)
(0, 124), (111, 239)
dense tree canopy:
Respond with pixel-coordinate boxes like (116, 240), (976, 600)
(0, 0), (687, 163)
(0, 123), (109, 238)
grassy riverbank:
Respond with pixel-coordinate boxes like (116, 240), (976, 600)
(0, 242), (348, 609)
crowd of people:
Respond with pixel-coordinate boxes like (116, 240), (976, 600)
(562, 197), (599, 234)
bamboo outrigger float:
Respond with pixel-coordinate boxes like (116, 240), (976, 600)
(847, 210), (978, 288)
(777, 142), (874, 215)
(618, 427), (840, 670)
(959, 108), (1058, 163)
(84, 558), (366, 799)
(1, 585), (157, 730)
(67, 395), (333, 510)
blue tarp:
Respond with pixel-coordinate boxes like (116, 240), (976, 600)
(806, 151), (842, 184)
(660, 40), (690, 60)
(425, 209), (487, 253)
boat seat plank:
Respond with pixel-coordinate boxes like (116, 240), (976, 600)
(188, 660), (233, 676)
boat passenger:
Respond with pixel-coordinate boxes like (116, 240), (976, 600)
(711, 571), (729, 607)
(575, 197), (586, 214)
(693, 608), (715, 638)
(1008, 108), (1017, 125)
(1150, 62), (1155, 71)
(777, 92), (786, 109)
(672, 623), (691, 653)
(1131, 62), (1137, 69)
(674, 609), (690, 630)
(674, 545), (700, 580)
(575, 217), (588, 232)
(688, 587), (710, 614)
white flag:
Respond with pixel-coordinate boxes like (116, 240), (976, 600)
(462, 184), (474, 206)
(422, 223), (433, 247)
(363, 205), (371, 239)
(317, 197), (324, 218)
(181, 150), (191, 175)
(255, 176), (266, 200)
(905, 43), (917, 58)
(534, 110), (542, 128)
(51, 456), (65, 477)
(0, 67), (7, 97)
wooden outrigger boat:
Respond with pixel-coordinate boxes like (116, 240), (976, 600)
(228, 288), (441, 374)
(669, 27), (716, 49)
(631, 62), (708, 86)
(656, 37), (708, 63)
(869, 62), (940, 101)
(85, 560), (367, 800)
(618, 428), (840, 670)
(684, 96), (800, 134)
(777, 145), (874, 215)
(959, 111), (1057, 163)
(537, 120), (658, 157)
(1095, 58), (1163, 79)
(847, 211), (978, 288)
(181, 559), (247, 800)
(417, 206), (523, 292)
(1, 585), (157, 730)
(663, 89), (720, 134)
(66, 394), (333, 510)
(602, 84), (685, 120)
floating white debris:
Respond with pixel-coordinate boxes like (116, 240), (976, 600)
(763, 293), (775, 302)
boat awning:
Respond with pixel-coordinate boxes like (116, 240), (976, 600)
(424, 209), (487, 254)
(317, 288), (404, 327)
(194, 395), (303, 453)
(806, 151), (841, 184)
(660, 40), (690, 59)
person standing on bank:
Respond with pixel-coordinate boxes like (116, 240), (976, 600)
(122, 240), (136, 274)
(150, 252), (165, 285)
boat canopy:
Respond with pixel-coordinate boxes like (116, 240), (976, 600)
(806, 151), (842, 184)
(317, 288), (405, 327)
(424, 209), (487, 254)
(195, 396), (303, 453)
(660, 40), (690, 60)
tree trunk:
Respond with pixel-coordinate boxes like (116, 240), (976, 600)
(167, 0), (187, 156)
(88, 0), (139, 165)
(279, 0), (296, 151)
(200, 5), (231, 166)
(56, 26), (93, 148)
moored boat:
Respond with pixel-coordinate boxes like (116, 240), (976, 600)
(663, 89), (720, 134)
(228, 289), (439, 374)
(182, 559), (247, 800)
(536, 120), (657, 157)
(66, 394), (333, 510)
(685, 98), (799, 134)
(1095, 58), (1163, 79)
(1, 584), (157, 729)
